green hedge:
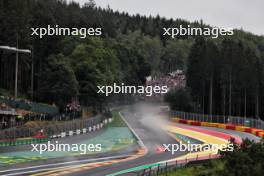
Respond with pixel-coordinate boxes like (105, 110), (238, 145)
(0, 138), (49, 147)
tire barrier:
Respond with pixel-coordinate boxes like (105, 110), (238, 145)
(171, 117), (264, 138)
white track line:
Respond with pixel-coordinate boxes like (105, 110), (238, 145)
(0, 154), (131, 175)
(118, 111), (148, 154)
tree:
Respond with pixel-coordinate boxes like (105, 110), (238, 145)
(69, 37), (121, 108)
(219, 139), (264, 176)
(37, 54), (78, 109)
(160, 39), (193, 73)
(186, 37), (208, 113)
(165, 88), (193, 112)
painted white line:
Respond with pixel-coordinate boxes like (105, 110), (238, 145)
(118, 111), (148, 154)
(2, 167), (67, 176)
(0, 154), (131, 175)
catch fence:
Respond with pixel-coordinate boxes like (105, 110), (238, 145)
(119, 154), (218, 176)
(0, 115), (103, 139)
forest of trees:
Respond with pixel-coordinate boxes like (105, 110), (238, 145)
(186, 37), (264, 118)
(1, 0), (264, 118)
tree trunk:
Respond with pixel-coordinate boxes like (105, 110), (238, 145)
(209, 76), (213, 115)
(223, 85), (226, 116)
(228, 74), (232, 115)
(244, 89), (247, 117)
(255, 86), (259, 117)
(202, 81), (205, 114)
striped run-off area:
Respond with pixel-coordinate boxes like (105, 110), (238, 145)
(163, 123), (240, 161)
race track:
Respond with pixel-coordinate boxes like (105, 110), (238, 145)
(0, 104), (260, 176)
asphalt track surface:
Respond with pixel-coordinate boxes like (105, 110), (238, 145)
(42, 105), (260, 176)
(0, 128), (138, 176)
(0, 105), (260, 176)
(59, 107), (187, 176)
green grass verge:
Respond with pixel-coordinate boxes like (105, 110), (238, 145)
(162, 160), (224, 176)
(161, 166), (201, 176)
(106, 109), (127, 127)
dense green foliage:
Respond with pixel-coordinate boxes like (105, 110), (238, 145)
(165, 139), (264, 176)
(1, 0), (264, 116)
(0, 0), (195, 108)
(165, 88), (194, 112)
(187, 37), (264, 117)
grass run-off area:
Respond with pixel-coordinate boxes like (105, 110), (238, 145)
(0, 109), (136, 166)
(106, 109), (127, 127)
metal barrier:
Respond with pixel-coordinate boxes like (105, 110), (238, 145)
(171, 111), (264, 130)
(124, 154), (218, 176)
(0, 115), (103, 139)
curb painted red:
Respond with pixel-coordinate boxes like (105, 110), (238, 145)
(172, 117), (264, 138)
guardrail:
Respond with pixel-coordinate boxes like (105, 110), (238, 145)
(109, 154), (218, 176)
(171, 111), (264, 130)
(0, 115), (107, 140)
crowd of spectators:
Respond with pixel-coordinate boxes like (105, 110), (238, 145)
(141, 70), (186, 101)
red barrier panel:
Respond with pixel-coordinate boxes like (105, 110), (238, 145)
(244, 128), (253, 133)
(171, 117), (263, 138)
(226, 125), (236, 130)
(179, 119), (188, 124)
(255, 130), (264, 136)
(190, 121), (201, 126)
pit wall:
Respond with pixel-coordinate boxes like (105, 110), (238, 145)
(171, 118), (264, 138)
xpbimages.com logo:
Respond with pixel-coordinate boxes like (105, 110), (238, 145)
(31, 141), (102, 154)
(162, 141), (234, 154)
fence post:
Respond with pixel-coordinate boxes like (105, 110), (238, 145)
(157, 164), (160, 176)
(175, 160), (177, 171)
(165, 162), (168, 176)
(148, 167), (152, 176)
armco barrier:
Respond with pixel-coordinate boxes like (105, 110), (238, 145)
(217, 124), (226, 129)
(235, 126), (247, 132)
(172, 117), (264, 138)
(171, 111), (264, 129)
(0, 115), (106, 139)
(0, 118), (113, 147)
(226, 124), (236, 130)
(190, 121), (201, 126)
(111, 153), (219, 176)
